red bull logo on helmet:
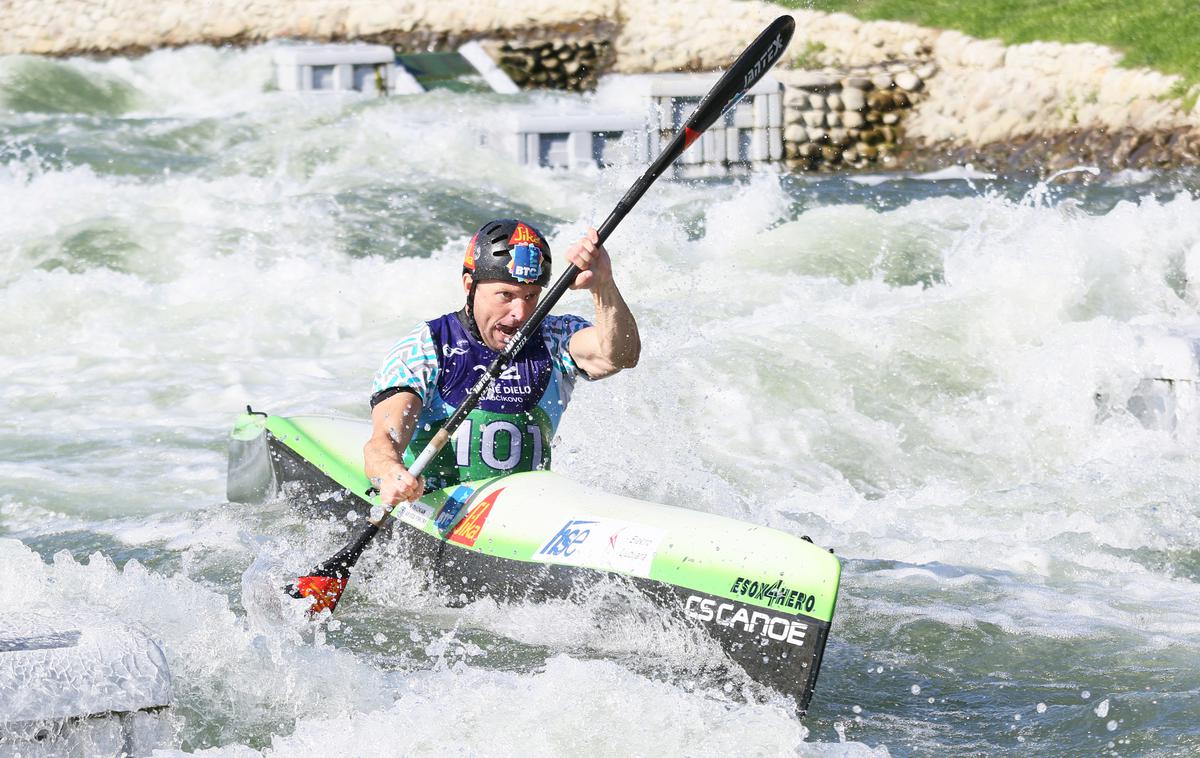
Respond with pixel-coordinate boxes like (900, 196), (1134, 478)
(507, 223), (543, 283)
(463, 233), (478, 271)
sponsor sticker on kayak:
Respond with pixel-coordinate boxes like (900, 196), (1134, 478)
(536, 517), (663, 577)
(397, 500), (435, 530)
(448, 487), (503, 547)
(435, 485), (475, 533)
(729, 575), (817, 614)
(684, 595), (810, 648)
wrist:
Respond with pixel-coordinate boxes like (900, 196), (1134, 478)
(590, 276), (620, 301)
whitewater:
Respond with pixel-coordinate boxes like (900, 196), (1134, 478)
(2, 45), (1199, 756)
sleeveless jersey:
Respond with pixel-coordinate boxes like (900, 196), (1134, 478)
(372, 311), (591, 490)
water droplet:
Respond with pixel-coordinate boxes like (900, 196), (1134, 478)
(1106, 720), (1118, 732)
(852, 705), (862, 714)
(373, 632), (387, 644)
(1094, 699), (1109, 718)
(1036, 703), (1047, 713)
(1081, 690), (1091, 700)
(327, 619), (342, 631)
(911, 684), (921, 695)
(1014, 714), (1022, 721)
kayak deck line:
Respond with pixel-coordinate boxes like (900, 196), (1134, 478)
(228, 411), (841, 712)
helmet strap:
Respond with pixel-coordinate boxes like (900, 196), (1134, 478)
(463, 277), (484, 343)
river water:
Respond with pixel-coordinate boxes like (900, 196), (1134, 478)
(2, 45), (1199, 757)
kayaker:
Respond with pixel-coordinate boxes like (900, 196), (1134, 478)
(365, 219), (640, 506)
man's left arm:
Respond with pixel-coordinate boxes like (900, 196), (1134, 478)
(564, 228), (641, 380)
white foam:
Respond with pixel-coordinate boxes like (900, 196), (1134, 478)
(913, 164), (997, 181)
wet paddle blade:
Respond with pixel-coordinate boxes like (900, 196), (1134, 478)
(287, 574), (349, 615)
(286, 522), (380, 616)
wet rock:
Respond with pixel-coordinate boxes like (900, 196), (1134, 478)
(820, 144), (842, 162)
(841, 87), (866, 111)
(894, 71), (922, 91)
(867, 90), (894, 111)
(779, 70), (838, 89)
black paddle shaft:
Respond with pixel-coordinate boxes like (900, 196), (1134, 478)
(291, 15), (795, 600)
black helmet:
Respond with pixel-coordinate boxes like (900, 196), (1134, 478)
(462, 218), (552, 287)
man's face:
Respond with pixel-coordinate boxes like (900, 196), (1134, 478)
(465, 275), (543, 351)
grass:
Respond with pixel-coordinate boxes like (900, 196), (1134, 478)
(784, 0), (1200, 86)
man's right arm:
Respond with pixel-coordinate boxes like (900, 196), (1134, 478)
(364, 391), (425, 507)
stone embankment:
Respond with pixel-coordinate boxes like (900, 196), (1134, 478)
(2, 0), (1198, 172)
(777, 64), (933, 170)
(492, 38), (614, 92)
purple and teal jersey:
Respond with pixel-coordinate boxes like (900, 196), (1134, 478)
(372, 311), (592, 489)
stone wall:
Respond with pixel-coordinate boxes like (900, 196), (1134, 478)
(492, 38), (614, 92)
(777, 63), (933, 171)
(2, 0), (1198, 172)
(0, 0), (620, 56)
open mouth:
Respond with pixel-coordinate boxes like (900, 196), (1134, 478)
(495, 324), (518, 343)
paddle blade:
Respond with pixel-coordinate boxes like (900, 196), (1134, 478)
(284, 521), (381, 616)
(595, 15), (796, 245)
(685, 15), (796, 137)
(287, 574), (349, 615)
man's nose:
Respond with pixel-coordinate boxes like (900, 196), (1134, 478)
(509, 299), (532, 322)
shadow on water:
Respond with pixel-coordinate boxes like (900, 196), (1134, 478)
(332, 184), (562, 259)
(0, 56), (138, 116)
(782, 169), (1200, 216)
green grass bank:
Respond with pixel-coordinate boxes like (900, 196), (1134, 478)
(790, 0), (1199, 86)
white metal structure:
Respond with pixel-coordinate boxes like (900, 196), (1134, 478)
(506, 75), (784, 175)
(457, 41), (520, 95)
(647, 74), (784, 176)
(513, 114), (649, 170)
(273, 44), (422, 95)
(1124, 329), (1200, 436)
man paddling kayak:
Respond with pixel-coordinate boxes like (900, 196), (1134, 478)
(365, 219), (641, 506)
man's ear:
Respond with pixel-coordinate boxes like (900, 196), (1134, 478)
(462, 273), (473, 295)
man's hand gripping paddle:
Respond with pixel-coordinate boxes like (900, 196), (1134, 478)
(286, 15), (796, 616)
